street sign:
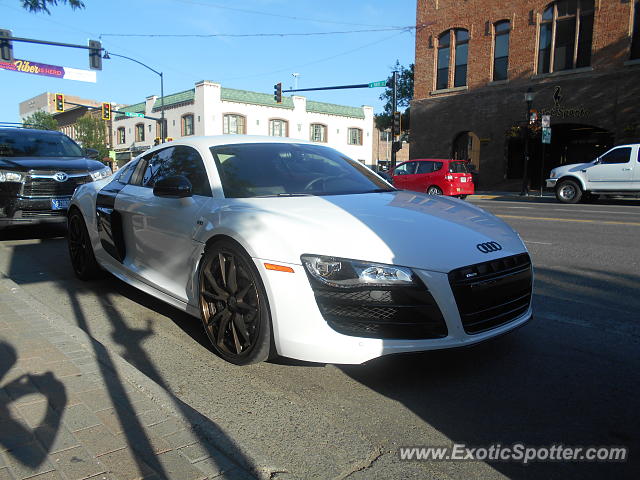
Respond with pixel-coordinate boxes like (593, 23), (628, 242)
(542, 126), (551, 144)
(125, 112), (144, 118)
(368, 80), (387, 88)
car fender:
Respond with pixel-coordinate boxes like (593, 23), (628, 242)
(557, 174), (588, 192)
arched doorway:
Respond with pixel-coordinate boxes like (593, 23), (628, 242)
(507, 123), (613, 189)
(451, 131), (480, 169)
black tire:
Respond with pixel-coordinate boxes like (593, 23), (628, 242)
(555, 179), (582, 204)
(67, 209), (103, 280)
(458, 195), (467, 200)
(198, 239), (273, 365)
(427, 186), (443, 195)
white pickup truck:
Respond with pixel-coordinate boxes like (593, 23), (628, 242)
(546, 143), (640, 203)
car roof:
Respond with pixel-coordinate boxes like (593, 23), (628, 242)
(162, 135), (318, 150)
(0, 127), (66, 136)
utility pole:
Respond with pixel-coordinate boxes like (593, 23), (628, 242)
(390, 71), (399, 170)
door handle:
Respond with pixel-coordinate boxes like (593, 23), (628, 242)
(622, 168), (632, 171)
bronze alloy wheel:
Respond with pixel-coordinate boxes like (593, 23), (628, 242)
(199, 240), (272, 365)
(67, 209), (102, 280)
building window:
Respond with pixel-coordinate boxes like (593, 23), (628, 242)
(538, 0), (595, 74)
(182, 114), (194, 136)
(117, 127), (126, 144)
(310, 124), (327, 142)
(269, 119), (288, 137)
(135, 123), (145, 142)
(493, 21), (510, 81)
(436, 29), (469, 90)
(348, 128), (363, 145)
(632, 1), (640, 60)
(223, 114), (246, 134)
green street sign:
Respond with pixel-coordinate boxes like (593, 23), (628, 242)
(125, 112), (144, 118)
(368, 80), (387, 88)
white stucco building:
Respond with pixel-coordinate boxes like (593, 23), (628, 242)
(112, 80), (374, 166)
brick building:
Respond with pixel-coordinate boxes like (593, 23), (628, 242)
(412, 0), (640, 190)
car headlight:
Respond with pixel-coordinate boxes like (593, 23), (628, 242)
(90, 166), (112, 181)
(549, 169), (557, 179)
(0, 170), (24, 183)
(301, 255), (415, 288)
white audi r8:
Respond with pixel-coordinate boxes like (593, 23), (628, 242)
(67, 136), (533, 365)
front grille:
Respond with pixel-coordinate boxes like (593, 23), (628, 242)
(22, 175), (92, 197)
(20, 210), (66, 218)
(448, 253), (532, 334)
(309, 280), (448, 340)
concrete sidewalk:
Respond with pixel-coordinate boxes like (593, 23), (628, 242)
(0, 276), (260, 480)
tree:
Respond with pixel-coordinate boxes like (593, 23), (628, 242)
(20, 0), (85, 14)
(22, 110), (58, 130)
(75, 114), (109, 161)
(374, 61), (414, 134)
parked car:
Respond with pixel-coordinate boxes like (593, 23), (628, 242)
(390, 158), (475, 198)
(547, 144), (640, 203)
(68, 136), (532, 365)
(0, 127), (111, 229)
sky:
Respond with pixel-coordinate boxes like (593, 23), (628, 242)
(0, 0), (417, 123)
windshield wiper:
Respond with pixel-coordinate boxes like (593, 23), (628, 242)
(255, 192), (313, 197)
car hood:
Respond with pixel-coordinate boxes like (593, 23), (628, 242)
(215, 190), (526, 272)
(0, 157), (105, 172)
(552, 161), (595, 175)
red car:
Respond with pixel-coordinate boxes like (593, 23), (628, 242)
(390, 158), (475, 198)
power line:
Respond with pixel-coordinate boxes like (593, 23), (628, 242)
(99, 26), (418, 39)
(167, 0), (405, 28)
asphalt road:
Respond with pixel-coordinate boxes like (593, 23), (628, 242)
(1, 197), (639, 480)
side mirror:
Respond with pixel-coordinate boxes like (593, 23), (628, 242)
(153, 175), (193, 198)
(84, 148), (99, 159)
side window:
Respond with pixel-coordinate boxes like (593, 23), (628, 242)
(141, 147), (174, 187)
(600, 148), (631, 165)
(162, 146), (212, 197)
(416, 162), (433, 174)
(433, 162), (444, 172)
(115, 159), (139, 184)
(395, 162), (417, 175)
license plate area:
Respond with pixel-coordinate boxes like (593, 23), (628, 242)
(51, 198), (71, 210)
(460, 177), (467, 182)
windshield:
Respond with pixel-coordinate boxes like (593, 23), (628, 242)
(0, 130), (84, 157)
(210, 143), (394, 198)
(448, 161), (470, 173)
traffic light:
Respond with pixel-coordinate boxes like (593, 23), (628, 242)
(88, 40), (102, 70)
(55, 93), (64, 112)
(392, 111), (401, 136)
(101, 102), (111, 120)
(274, 82), (282, 103)
(0, 29), (13, 62)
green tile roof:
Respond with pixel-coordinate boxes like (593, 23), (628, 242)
(306, 101), (365, 119)
(221, 87), (294, 109)
(114, 101), (145, 120)
(151, 89), (195, 112)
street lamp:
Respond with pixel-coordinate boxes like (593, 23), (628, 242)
(102, 51), (165, 143)
(521, 87), (535, 196)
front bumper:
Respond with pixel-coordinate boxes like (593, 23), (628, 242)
(546, 178), (558, 188)
(256, 255), (532, 364)
(0, 195), (70, 228)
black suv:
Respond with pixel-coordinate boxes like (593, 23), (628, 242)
(0, 128), (111, 229)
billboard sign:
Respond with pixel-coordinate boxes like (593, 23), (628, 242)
(0, 58), (96, 82)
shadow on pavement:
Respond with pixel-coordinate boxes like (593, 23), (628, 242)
(0, 342), (68, 468)
(1, 228), (257, 478)
(338, 265), (640, 479)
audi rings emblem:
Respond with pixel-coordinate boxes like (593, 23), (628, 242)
(53, 172), (69, 182)
(476, 241), (502, 253)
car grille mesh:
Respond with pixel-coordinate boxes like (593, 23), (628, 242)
(22, 175), (92, 197)
(20, 210), (66, 218)
(448, 253), (532, 334)
(308, 279), (448, 340)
